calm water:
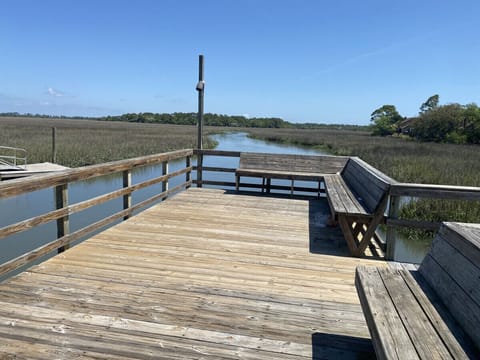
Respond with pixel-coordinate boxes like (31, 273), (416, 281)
(0, 132), (429, 271)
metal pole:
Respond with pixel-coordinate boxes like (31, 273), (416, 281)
(196, 55), (205, 188)
(196, 55), (205, 150)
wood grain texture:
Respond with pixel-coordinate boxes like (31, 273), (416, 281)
(0, 188), (386, 359)
(356, 266), (473, 360)
(237, 152), (347, 175)
(0, 149), (193, 199)
(419, 222), (480, 349)
(357, 223), (480, 359)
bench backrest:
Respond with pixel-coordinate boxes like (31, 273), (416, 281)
(239, 152), (348, 174)
(419, 222), (480, 348)
(341, 157), (394, 213)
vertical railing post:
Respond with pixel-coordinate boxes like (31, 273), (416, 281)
(186, 155), (192, 188)
(55, 183), (69, 253)
(162, 161), (169, 194)
(52, 127), (57, 163)
(197, 152), (203, 188)
(123, 169), (132, 220)
(386, 195), (400, 260)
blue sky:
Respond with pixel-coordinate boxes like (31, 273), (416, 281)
(1, 0), (479, 124)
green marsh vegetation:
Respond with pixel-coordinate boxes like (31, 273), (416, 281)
(247, 127), (480, 239)
(0, 117), (219, 167)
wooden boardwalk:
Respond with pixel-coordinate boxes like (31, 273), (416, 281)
(0, 188), (386, 359)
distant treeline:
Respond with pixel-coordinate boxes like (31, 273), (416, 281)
(0, 112), (370, 131)
(0, 112), (97, 120)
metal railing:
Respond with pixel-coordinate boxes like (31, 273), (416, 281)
(0, 146), (27, 169)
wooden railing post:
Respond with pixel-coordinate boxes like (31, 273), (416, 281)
(55, 184), (69, 253)
(52, 127), (57, 163)
(123, 169), (132, 220)
(162, 161), (169, 194)
(386, 195), (400, 260)
(186, 155), (191, 187)
(197, 153), (203, 188)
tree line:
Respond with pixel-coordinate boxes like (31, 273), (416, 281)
(100, 112), (291, 128)
(370, 95), (480, 144)
(0, 112), (369, 131)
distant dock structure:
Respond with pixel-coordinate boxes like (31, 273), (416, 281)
(0, 145), (69, 180)
(0, 162), (69, 180)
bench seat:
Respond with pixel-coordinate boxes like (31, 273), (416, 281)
(323, 174), (369, 217)
(323, 158), (393, 256)
(356, 222), (480, 359)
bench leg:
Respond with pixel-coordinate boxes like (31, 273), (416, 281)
(338, 216), (382, 257)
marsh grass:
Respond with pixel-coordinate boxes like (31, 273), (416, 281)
(247, 128), (480, 231)
(0, 117), (219, 167)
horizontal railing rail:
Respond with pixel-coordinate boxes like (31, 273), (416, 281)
(0, 149), (193, 277)
(385, 182), (480, 259)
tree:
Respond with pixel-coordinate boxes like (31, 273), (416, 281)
(370, 105), (403, 136)
(420, 94), (439, 114)
(463, 103), (480, 144)
(413, 103), (464, 142)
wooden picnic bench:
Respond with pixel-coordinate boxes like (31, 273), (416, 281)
(323, 157), (395, 257)
(235, 152), (348, 195)
(356, 222), (480, 359)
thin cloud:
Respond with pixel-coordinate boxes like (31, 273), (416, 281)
(47, 87), (65, 97)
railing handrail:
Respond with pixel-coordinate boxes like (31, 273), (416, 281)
(390, 182), (480, 200)
(0, 148), (193, 278)
(0, 148), (193, 199)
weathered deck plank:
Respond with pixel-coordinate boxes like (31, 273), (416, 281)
(0, 188), (386, 359)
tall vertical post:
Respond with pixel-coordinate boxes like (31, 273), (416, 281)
(52, 127), (57, 163)
(196, 54), (205, 150)
(196, 55), (205, 188)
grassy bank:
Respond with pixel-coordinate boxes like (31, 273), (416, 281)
(0, 117), (219, 167)
(247, 128), (480, 234)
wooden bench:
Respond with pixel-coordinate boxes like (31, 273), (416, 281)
(356, 222), (480, 359)
(324, 157), (394, 256)
(235, 152), (348, 196)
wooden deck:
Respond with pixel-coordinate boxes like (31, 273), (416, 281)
(0, 188), (386, 359)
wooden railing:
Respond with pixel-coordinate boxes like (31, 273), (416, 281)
(1, 148), (479, 276)
(194, 149), (240, 188)
(194, 149), (329, 195)
(0, 149), (193, 277)
(385, 182), (480, 259)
